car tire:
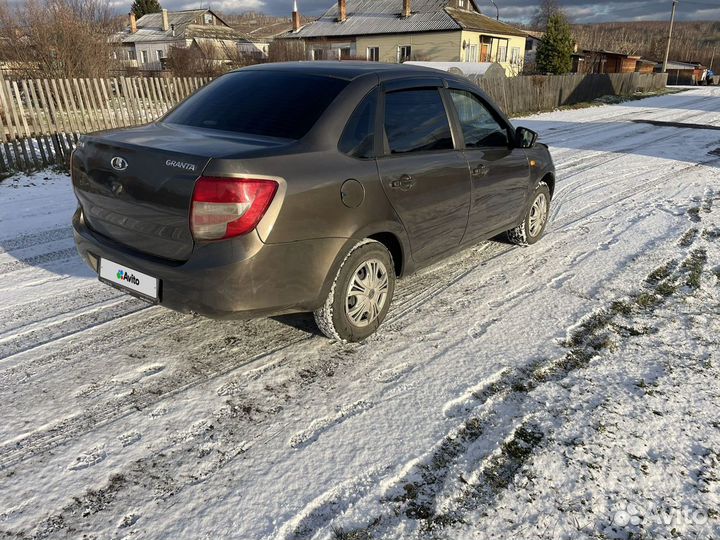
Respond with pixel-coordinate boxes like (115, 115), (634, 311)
(507, 181), (551, 246)
(314, 239), (396, 342)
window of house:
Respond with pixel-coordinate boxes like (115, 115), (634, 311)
(383, 89), (453, 154)
(339, 90), (377, 158)
(525, 39), (533, 51)
(339, 47), (352, 60)
(140, 50), (148, 63)
(156, 50), (164, 61)
(367, 47), (379, 61)
(449, 90), (508, 148)
(458, 0), (465, 7)
(496, 40), (508, 62)
(312, 48), (326, 60)
(465, 44), (478, 62)
(510, 47), (521, 64)
(128, 50), (136, 61)
(397, 45), (412, 63)
(203, 13), (213, 24)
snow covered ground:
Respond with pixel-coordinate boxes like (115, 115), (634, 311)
(1, 87), (719, 540)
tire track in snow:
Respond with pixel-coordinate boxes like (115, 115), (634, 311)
(0, 226), (73, 254)
(311, 226), (712, 539)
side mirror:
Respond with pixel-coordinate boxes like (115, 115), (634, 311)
(516, 127), (538, 149)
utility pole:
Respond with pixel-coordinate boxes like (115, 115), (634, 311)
(662, 0), (677, 73)
(710, 46), (716, 71)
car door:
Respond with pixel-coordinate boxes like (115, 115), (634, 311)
(377, 85), (471, 264)
(447, 88), (531, 241)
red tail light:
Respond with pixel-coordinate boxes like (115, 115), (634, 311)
(190, 176), (278, 240)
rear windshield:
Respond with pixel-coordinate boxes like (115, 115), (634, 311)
(164, 71), (349, 140)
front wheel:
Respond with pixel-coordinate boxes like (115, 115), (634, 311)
(314, 239), (396, 342)
(507, 181), (551, 246)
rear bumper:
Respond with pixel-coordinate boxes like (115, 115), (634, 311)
(72, 208), (347, 319)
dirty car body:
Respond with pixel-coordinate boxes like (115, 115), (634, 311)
(72, 62), (555, 341)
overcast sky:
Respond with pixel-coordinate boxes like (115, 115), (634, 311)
(106, 0), (719, 23)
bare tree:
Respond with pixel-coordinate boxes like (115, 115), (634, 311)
(268, 40), (306, 62)
(531, 0), (562, 30)
(572, 21), (719, 67)
(166, 40), (260, 78)
(0, 0), (121, 78)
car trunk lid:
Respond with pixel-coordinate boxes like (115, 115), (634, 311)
(72, 123), (290, 261)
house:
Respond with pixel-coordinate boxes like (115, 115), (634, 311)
(112, 8), (262, 71)
(523, 30), (543, 68)
(230, 16), (301, 58)
(657, 60), (707, 85)
(571, 49), (643, 74)
(281, 0), (527, 75)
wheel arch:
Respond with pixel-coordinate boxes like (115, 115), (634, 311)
(541, 172), (556, 199)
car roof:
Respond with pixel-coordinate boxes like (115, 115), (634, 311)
(240, 61), (450, 81)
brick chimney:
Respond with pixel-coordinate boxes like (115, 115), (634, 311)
(337, 0), (347, 22)
(129, 12), (137, 33)
(402, 0), (411, 17)
(292, 0), (301, 31)
(161, 8), (169, 32)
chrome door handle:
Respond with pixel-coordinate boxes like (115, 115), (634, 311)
(471, 164), (488, 177)
(389, 174), (416, 191)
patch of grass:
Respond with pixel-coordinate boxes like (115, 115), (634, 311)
(646, 260), (678, 284)
(613, 323), (654, 337)
(609, 299), (633, 316)
(566, 311), (614, 347)
(635, 292), (661, 310)
(333, 528), (372, 540)
(678, 227), (699, 247)
(702, 227), (720, 241)
(656, 281), (678, 297)
(680, 248), (708, 289)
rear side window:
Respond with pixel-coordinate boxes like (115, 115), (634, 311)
(339, 90), (377, 159)
(383, 89), (453, 154)
(164, 71), (349, 140)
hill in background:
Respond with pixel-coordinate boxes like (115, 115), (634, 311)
(572, 21), (719, 68)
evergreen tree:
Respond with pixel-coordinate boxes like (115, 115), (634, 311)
(536, 13), (574, 74)
(131, 0), (162, 19)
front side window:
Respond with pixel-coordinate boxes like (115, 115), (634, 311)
(140, 50), (148, 63)
(367, 47), (379, 61)
(156, 49), (163, 61)
(384, 89), (453, 154)
(164, 71), (348, 140)
(339, 90), (376, 158)
(449, 89), (508, 148)
(398, 45), (412, 63)
(511, 47), (521, 64)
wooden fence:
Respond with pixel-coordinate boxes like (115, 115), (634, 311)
(0, 75), (211, 172)
(471, 72), (669, 117)
(0, 71), (668, 172)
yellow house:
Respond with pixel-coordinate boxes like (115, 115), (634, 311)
(282, 0), (527, 75)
